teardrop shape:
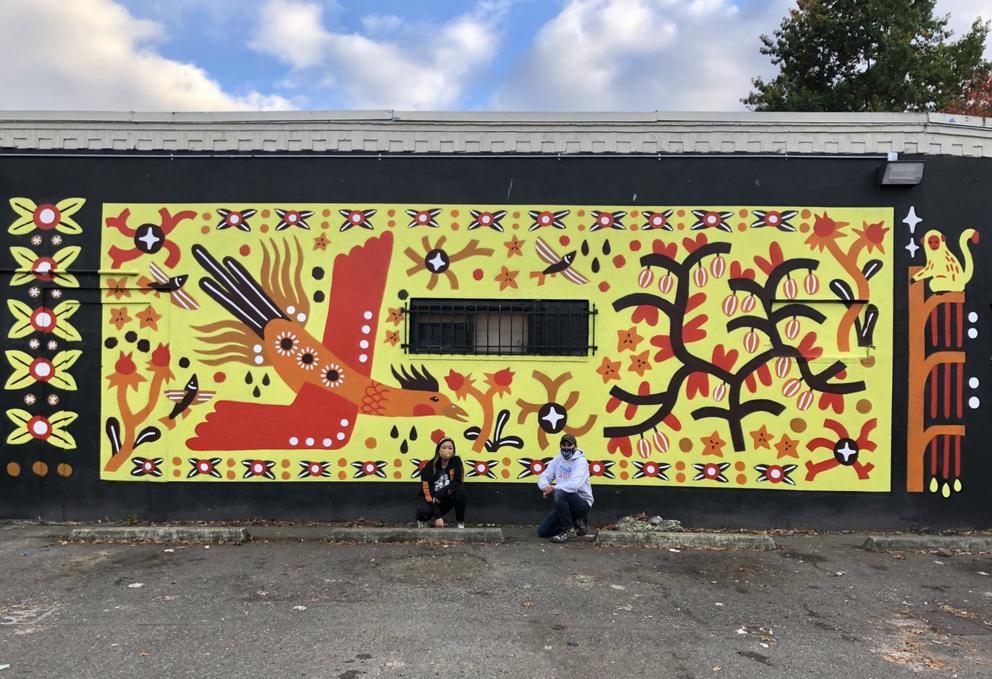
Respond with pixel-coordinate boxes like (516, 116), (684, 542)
(929, 476), (939, 493)
(636, 437), (651, 459)
(245, 371), (253, 384)
(591, 257), (600, 273)
(941, 482), (950, 498)
(409, 426), (418, 441)
(602, 240), (612, 255)
(252, 385), (261, 398)
(390, 425), (399, 439)
(261, 373), (271, 386)
(580, 240), (590, 256)
(953, 478), (962, 492)
(637, 267), (654, 289)
(652, 429), (669, 453)
(400, 439), (409, 454)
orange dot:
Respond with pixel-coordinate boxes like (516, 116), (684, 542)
(387, 220), (395, 228)
(32, 461), (48, 477)
(620, 471), (629, 480)
(801, 209), (811, 219)
(676, 472), (686, 483)
(577, 224), (586, 232)
(260, 224), (269, 233)
(451, 209), (460, 217)
(338, 457), (347, 467)
(200, 225), (210, 234)
(338, 470), (347, 480)
(735, 461), (746, 472)
(675, 460), (685, 471)
(393, 471), (402, 479)
(281, 459), (290, 468)
(736, 474), (747, 485)
(512, 211), (520, 218)
(365, 437), (377, 448)
(321, 209), (331, 217)
(226, 458), (235, 467)
(261, 209), (271, 218)
(387, 208), (396, 217)
(679, 437), (693, 452)
(630, 224), (639, 231)
(173, 469), (181, 478)
(677, 210), (685, 217)
(451, 223), (460, 231)
(320, 221), (329, 229)
(737, 223), (747, 232)
(630, 209), (640, 217)
(6, 462), (20, 477)
(677, 223), (685, 231)
(501, 469), (510, 479)
(791, 418), (807, 433)
(172, 456), (182, 466)
(281, 471), (290, 480)
(502, 457), (511, 466)
(856, 399), (872, 414)
(214, 372), (227, 383)
(618, 459), (628, 469)
(512, 223), (520, 230)
(227, 470), (236, 479)
(577, 209), (585, 217)
(393, 459), (402, 467)
(201, 212), (211, 220)
(58, 464), (74, 477)
(800, 223), (809, 233)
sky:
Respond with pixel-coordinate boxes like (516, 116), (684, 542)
(0, 0), (988, 112)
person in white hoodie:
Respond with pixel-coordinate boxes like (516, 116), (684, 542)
(536, 434), (594, 543)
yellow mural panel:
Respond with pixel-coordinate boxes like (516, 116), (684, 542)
(98, 203), (892, 491)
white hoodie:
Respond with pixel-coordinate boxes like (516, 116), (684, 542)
(537, 449), (594, 507)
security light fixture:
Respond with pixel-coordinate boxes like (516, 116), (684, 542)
(877, 160), (925, 186)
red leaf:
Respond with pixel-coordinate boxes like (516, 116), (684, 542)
(682, 233), (708, 253)
(683, 315), (708, 343)
(608, 437), (633, 457)
(650, 335), (674, 362)
(631, 305), (659, 326)
(686, 292), (706, 313)
(651, 240), (678, 257)
(797, 332), (823, 361)
(818, 392), (845, 414)
(754, 241), (785, 276)
(730, 260), (755, 280)
(663, 413), (682, 431)
(711, 344), (738, 372)
(686, 372), (709, 399)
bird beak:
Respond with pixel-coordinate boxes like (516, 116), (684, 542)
(442, 403), (469, 422)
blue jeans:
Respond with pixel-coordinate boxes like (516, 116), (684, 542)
(537, 489), (590, 538)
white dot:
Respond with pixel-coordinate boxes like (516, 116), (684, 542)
(305, 437), (315, 446)
(361, 324), (371, 334)
(969, 377), (980, 389)
(34, 362), (51, 377)
(340, 418), (349, 427)
(969, 396), (980, 409)
(336, 432), (345, 441)
(363, 311), (373, 319)
(253, 344), (263, 353)
(359, 354), (368, 363)
(39, 208), (55, 224)
(32, 420), (48, 435)
(287, 305), (295, 314)
(359, 340), (369, 349)
(35, 312), (52, 328)
(296, 313), (307, 323)
(253, 356), (264, 365)
(969, 312), (978, 323)
(289, 436), (299, 445)
(968, 327), (978, 339)
(322, 438), (332, 447)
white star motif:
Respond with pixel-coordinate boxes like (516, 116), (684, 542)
(137, 227), (160, 250)
(836, 441), (857, 462)
(541, 406), (565, 430)
(902, 206), (922, 234)
(426, 252), (447, 271)
(906, 238), (919, 258)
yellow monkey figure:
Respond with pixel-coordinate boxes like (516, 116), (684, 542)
(912, 228), (980, 293)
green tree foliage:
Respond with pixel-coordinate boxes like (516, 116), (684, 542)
(744, 0), (990, 111)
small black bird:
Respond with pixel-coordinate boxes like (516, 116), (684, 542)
(161, 374), (214, 429)
(147, 262), (199, 310)
(533, 237), (589, 285)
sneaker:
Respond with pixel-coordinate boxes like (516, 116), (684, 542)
(550, 530), (574, 544)
(457, 523), (465, 529)
(575, 517), (588, 537)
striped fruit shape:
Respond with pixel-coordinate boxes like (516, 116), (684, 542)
(652, 429), (669, 453)
(774, 356), (792, 378)
(803, 271), (819, 295)
(796, 389), (814, 411)
(637, 267), (654, 288)
(722, 294), (739, 317)
(692, 265), (708, 288)
(784, 317), (800, 340)
(744, 329), (760, 353)
(658, 273), (674, 293)
(709, 254), (726, 279)
(741, 295), (756, 313)
(782, 276), (798, 300)
(713, 382), (727, 402)
(781, 377), (802, 398)
(637, 437), (651, 459)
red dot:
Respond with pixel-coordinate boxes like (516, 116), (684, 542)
(213, 371), (226, 383)
(612, 255), (626, 268)
(201, 212), (211, 220)
(598, 281), (610, 293)
(559, 236), (571, 247)
(629, 241), (642, 252)
(472, 269), (484, 281)
(239, 245), (251, 257)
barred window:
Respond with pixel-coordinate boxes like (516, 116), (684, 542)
(405, 299), (595, 356)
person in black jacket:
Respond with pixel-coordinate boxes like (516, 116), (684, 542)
(416, 438), (467, 528)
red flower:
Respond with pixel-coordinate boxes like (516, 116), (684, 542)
(682, 233), (708, 253)
(115, 352), (137, 375)
(607, 437), (633, 457)
(631, 305), (659, 326)
(444, 369), (466, 391)
(686, 372), (709, 399)
(729, 260), (756, 280)
(651, 240), (678, 257)
(754, 242), (785, 276)
(711, 344), (738, 372)
(150, 343), (170, 368)
(489, 368), (513, 387)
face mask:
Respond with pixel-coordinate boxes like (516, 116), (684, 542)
(560, 448), (575, 459)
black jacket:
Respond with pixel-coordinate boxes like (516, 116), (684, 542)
(419, 456), (464, 503)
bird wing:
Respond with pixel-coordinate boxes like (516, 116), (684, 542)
(164, 390), (189, 402)
(321, 232), (394, 379)
(534, 237), (561, 266)
(562, 268), (589, 285)
(148, 261), (169, 284)
(170, 288), (200, 311)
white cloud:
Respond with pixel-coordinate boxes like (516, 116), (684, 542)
(0, 0), (292, 111)
(939, 0), (992, 59)
(251, 0), (508, 109)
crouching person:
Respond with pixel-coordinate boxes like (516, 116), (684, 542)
(536, 434), (593, 543)
(416, 438), (467, 528)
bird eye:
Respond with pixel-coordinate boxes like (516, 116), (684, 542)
(430, 396), (439, 402)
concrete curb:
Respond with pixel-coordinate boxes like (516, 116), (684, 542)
(863, 535), (992, 552)
(308, 527), (504, 544)
(596, 530), (776, 550)
(70, 526), (248, 544)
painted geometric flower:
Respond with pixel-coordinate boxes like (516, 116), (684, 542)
(4, 350), (81, 390)
(188, 457), (223, 478)
(466, 459), (498, 478)
(298, 460), (332, 478)
(755, 463), (797, 485)
(7, 300), (81, 340)
(8, 197), (85, 235)
(274, 330), (299, 357)
(130, 457), (164, 477)
(6, 409), (77, 449)
(410, 458), (430, 478)
(242, 459), (277, 479)
(468, 209), (507, 232)
(406, 208), (442, 228)
(690, 210), (733, 232)
(274, 208), (313, 231)
(321, 363), (345, 388)
(588, 459), (615, 479)
(805, 418), (877, 481)
(339, 208), (377, 232)
(642, 209), (674, 231)
(216, 208), (256, 232)
(295, 346), (320, 371)
(517, 457), (553, 479)
(692, 461), (731, 482)
(589, 210), (627, 231)
(528, 209), (570, 231)
(352, 460), (387, 478)
(633, 459), (671, 480)
(751, 209), (797, 232)
(10, 246), (80, 287)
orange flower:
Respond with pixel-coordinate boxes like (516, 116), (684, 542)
(494, 266), (518, 291)
(628, 350), (652, 377)
(148, 343), (174, 380)
(106, 352), (146, 392)
(384, 330), (400, 346)
(804, 212), (849, 252)
(386, 308), (403, 325)
(749, 424), (774, 450)
(136, 305), (162, 330)
(503, 235), (525, 257)
(700, 431), (726, 457)
(105, 277), (130, 300)
(775, 433), (799, 459)
(617, 326), (644, 352)
(444, 369), (475, 400)
(485, 368), (514, 396)
(852, 220), (889, 254)
(108, 307), (132, 331)
(313, 234), (330, 251)
(596, 356), (621, 383)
